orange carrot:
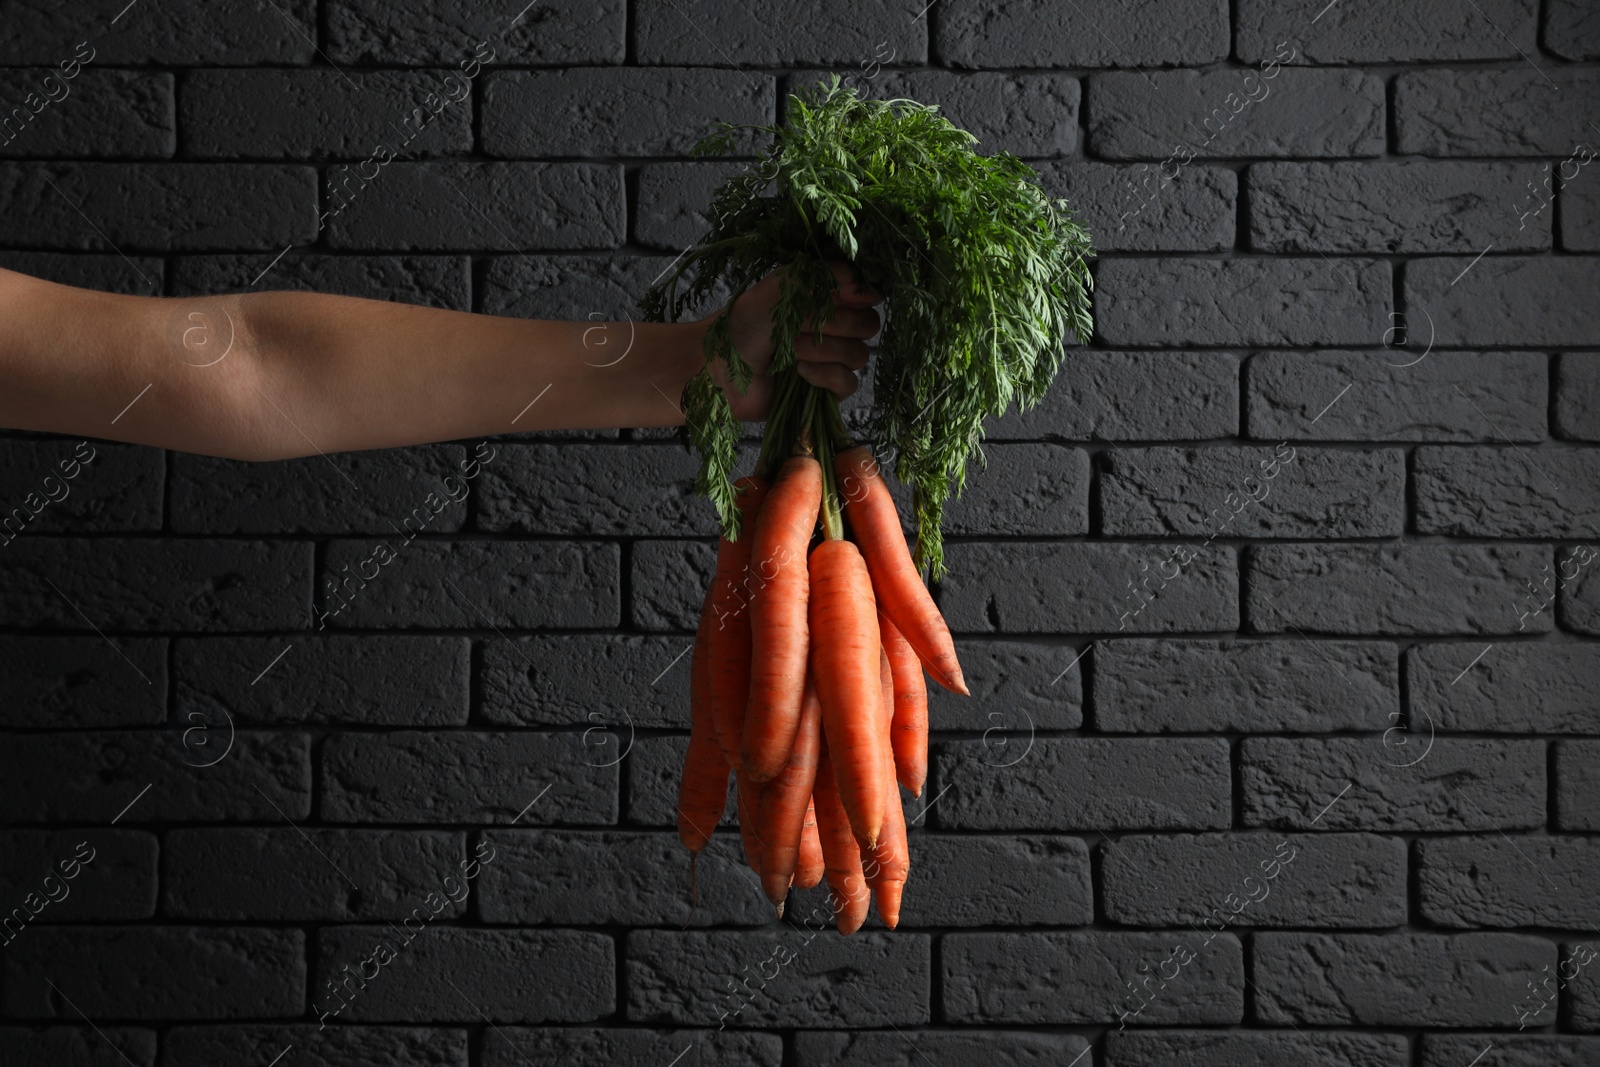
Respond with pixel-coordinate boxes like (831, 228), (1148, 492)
(862, 653), (910, 927)
(743, 456), (821, 781)
(880, 612), (929, 797)
(677, 598), (729, 854)
(795, 798), (824, 889)
(708, 477), (770, 770)
(813, 738), (871, 934)
(735, 772), (764, 879)
(756, 671), (824, 908)
(808, 538), (889, 847)
(835, 446), (968, 696)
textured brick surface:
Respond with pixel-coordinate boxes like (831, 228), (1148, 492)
(1107, 1031), (1410, 1067)
(1396, 70), (1600, 156)
(0, 636), (166, 727)
(1405, 257), (1600, 346)
(0, 70), (173, 159)
(1419, 836), (1600, 928)
(1415, 446), (1600, 536)
(1556, 741), (1600, 831)
(1237, 0), (1538, 62)
(326, 0), (625, 64)
(1410, 643), (1600, 733)
(162, 1025), (468, 1067)
(0, 1028), (156, 1067)
(938, 0), (1228, 68)
(797, 1030), (1089, 1065)
(989, 351), (1239, 440)
(1039, 162), (1236, 253)
(0, 829), (157, 920)
(635, 0), (928, 66)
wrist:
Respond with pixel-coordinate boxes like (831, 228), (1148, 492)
(623, 318), (710, 428)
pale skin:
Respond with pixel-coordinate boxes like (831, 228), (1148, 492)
(0, 261), (882, 460)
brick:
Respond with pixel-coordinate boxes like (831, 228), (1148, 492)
(1246, 350), (1548, 442)
(484, 69), (772, 157)
(0, 163), (316, 251)
(1, 927), (304, 1019)
(934, 738), (1230, 831)
(625, 735), (735, 828)
(183, 71), (472, 160)
(1410, 643), (1600, 733)
(1102, 833), (1407, 927)
(1574, 946), (1600, 1029)
(1421, 1035), (1600, 1067)
(1108, 1031), (1410, 1067)
(1405, 257), (1600, 346)
(322, 163), (624, 251)
(164, 829), (466, 921)
(477, 830), (770, 926)
(1556, 741), (1600, 831)
(163, 1025), (467, 1067)
(0, 830), (156, 922)
(1245, 543), (1550, 635)
(987, 351), (1239, 441)
(1549, 0), (1600, 58)
(482, 634), (690, 730)
(938, 542), (1238, 634)
(1561, 164), (1598, 249)
(1557, 354), (1600, 439)
(480, 253), (711, 320)
(937, 0), (1227, 67)
(1241, 738), (1546, 831)
(928, 639), (1083, 731)
(317, 540), (618, 630)
(942, 932), (1242, 1024)
(1396, 69), (1600, 156)
(1094, 639), (1397, 733)
(1096, 259), (1391, 346)
(171, 254), (470, 309)
(1101, 446), (1404, 537)
(1089, 70), (1383, 160)
(0, 1028), (155, 1067)
(0, 69), (171, 158)
(1420, 837), (1600, 928)
(0, 2), (315, 64)
(796, 1030), (1090, 1066)
(1249, 162), (1548, 253)
(0, 441), (160, 534)
(483, 1028), (780, 1067)
(899, 836), (1092, 927)
(314, 927), (612, 1023)
(636, 1), (928, 66)
(1037, 162), (1235, 253)
(0, 731), (310, 823)
(1416, 446), (1600, 536)
(941, 444), (1088, 535)
(1238, 0), (1537, 62)
(321, 731), (617, 824)
(1560, 544), (1600, 634)
(635, 161), (749, 250)
(626, 929), (930, 1026)
(631, 539), (716, 631)
(0, 251), (161, 295)
(328, 0), (624, 64)
(0, 636), (166, 727)
(477, 444), (709, 536)
(1254, 932), (1552, 1025)
(174, 636), (469, 727)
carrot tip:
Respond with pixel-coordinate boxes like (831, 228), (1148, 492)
(775, 900), (785, 920)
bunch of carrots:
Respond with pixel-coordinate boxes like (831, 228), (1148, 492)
(675, 430), (968, 934)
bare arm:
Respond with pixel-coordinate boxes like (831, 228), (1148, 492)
(0, 264), (879, 461)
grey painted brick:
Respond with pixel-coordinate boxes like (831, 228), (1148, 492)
(1416, 446), (1600, 536)
(481, 634), (692, 729)
(636, 0), (928, 66)
(796, 1030), (1090, 1066)
(1411, 643), (1600, 734)
(1561, 170), (1600, 250)
(0, 2), (315, 64)
(1249, 162), (1548, 253)
(1241, 738), (1547, 831)
(1101, 446), (1404, 538)
(0, 70), (172, 158)
(1549, 0), (1600, 58)
(1254, 932), (1552, 1026)
(0, 163), (316, 251)
(1246, 350), (1548, 442)
(1419, 837), (1600, 928)
(938, 542), (1238, 634)
(987, 352), (1239, 441)
(1108, 1030), (1411, 1067)
(327, 0), (624, 64)
(1245, 544), (1551, 635)
(321, 731), (617, 825)
(1397, 69), (1600, 156)
(315, 927), (613, 1023)
(182, 70), (472, 160)
(1405, 257), (1600, 346)
(0, 637), (165, 727)
(1573, 943), (1600, 1030)
(941, 444), (1088, 536)
(1094, 639), (1397, 733)
(174, 636), (469, 727)
(477, 830), (770, 926)
(634, 161), (749, 250)
(937, 0), (1228, 67)
(942, 932), (1242, 1024)
(0, 731), (310, 823)
(0, 538), (310, 631)
(1096, 259), (1391, 346)
(1560, 544), (1600, 634)
(171, 254), (470, 309)
(1558, 354), (1600, 440)
(478, 444), (709, 536)
(1238, 0), (1537, 62)
(162, 1026), (468, 1067)
(625, 735), (735, 828)
(899, 836), (1092, 927)
(0, 927), (304, 1019)
(1089, 70), (1384, 160)
(626, 929), (930, 1026)
(0, 1028), (155, 1067)
(483, 1028), (781, 1067)
(1102, 833), (1407, 928)
(164, 829), (466, 921)
(1421, 1035), (1600, 1067)
(1556, 741), (1600, 831)
(318, 540), (619, 630)
(0, 441), (160, 533)
(927, 639), (1084, 732)
(484, 69), (772, 157)
(480, 253), (718, 320)
(630, 539), (716, 631)
(171, 445), (470, 534)
(1037, 162), (1236, 253)
(0, 251), (162, 295)
(0, 830), (157, 921)
(935, 738), (1231, 831)
(322, 163), (624, 251)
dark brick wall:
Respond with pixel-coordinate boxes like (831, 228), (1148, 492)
(1, 1), (1598, 1064)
